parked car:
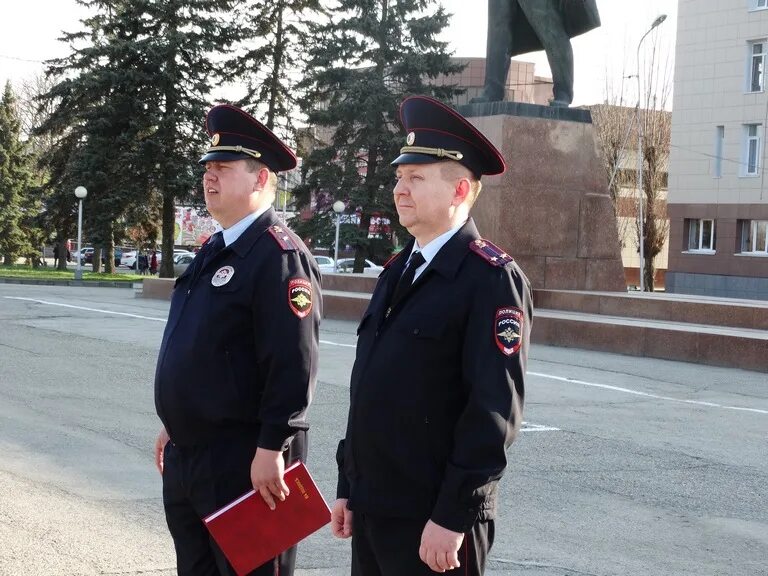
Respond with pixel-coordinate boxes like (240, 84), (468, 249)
(335, 258), (384, 275)
(173, 252), (197, 276)
(120, 250), (137, 268)
(314, 255), (335, 274)
(82, 246), (127, 266)
(171, 250), (196, 264)
(74, 247), (94, 265)
(121, 249), (193, 269)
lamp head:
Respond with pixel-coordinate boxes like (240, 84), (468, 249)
(332, 201), (345, 214)
(652, 14), (667, 29)
(75, 186), (88, 199)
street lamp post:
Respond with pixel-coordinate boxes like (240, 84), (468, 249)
(636, 14), (667, 292)
(74, 186), (88, 281)
(332, 200), (345, 273)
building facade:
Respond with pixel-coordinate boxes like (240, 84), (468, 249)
(432, 57), (552, 106)
(666, 0), (768, 299)
(588, 104), (671, 289)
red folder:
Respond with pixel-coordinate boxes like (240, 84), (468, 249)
(204, 461), (331, 576)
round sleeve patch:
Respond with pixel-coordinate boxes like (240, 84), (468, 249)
(288, 278), (313, 319)
(495, 307), (523, 356)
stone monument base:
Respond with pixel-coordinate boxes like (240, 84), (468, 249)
(458, 102), (625, 291)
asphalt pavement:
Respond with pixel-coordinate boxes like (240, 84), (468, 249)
(0, 283), (766, 575)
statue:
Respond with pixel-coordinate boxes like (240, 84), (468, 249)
(474, 0), (601, 107)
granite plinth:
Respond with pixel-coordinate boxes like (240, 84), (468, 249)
(458, 101), (592, 123)
(465, 105), (625, 292)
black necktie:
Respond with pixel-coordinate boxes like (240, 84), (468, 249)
(390, 251), (426, 309)
(199, 231), (225, 270)
(207, 231), (225, 255)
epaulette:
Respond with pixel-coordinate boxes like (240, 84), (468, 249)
(469, 238), (514, 267)
(267, 224), (299, 251)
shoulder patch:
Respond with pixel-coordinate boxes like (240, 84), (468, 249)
(469, 239), (514, 267)
(288, 278), (313, 318)
(267, 224), (299, 251)
(495, 307), (523, 356)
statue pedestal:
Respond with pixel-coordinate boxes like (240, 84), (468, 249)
(458, 102), (625, 291)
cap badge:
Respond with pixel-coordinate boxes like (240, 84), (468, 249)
(210, 133), (220, 146)
(406, 131), (416, 145)
(211, 265), (235, 287)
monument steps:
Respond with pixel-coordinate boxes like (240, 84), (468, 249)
(139, 275), (768, 372)
(318, 276), (768, 373)
(533, 290), (768, 372)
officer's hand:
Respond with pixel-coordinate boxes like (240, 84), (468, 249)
(250, 448), (289, 510)
(330, 498), (353, 538)
(154, 427), (170, 475)
(419, 520), (463, 573)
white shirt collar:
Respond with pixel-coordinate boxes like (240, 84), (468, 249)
(219, 206), (271, 247)
(407, 219), (466, 280)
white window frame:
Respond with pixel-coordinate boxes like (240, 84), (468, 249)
(741, 220), (768, 254)
(743, 123), (762, 176)
(747, 40), (766, 92)
(751, 0), (768, 11)
(713, 125), (724, 177)
(687, 219), (716, 253)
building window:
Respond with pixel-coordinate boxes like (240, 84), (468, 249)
(753, 0), (767, 10)
(748, 41), (766, 92)
(687, 219), (716, 251)
(741, 220), (768, 253)
(744, 123), (762, 175)
(714, 125), (724, 177)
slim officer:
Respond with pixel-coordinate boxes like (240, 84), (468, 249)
(332, 95), (533, 575)
(154, 104), (322, 576)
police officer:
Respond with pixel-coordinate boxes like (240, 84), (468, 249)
(332, 95), (533, 575)
(154, 104), (322, 576)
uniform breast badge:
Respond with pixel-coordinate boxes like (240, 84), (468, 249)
(211, 266), (235, 287)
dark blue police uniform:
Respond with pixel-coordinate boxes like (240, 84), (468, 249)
(336, 96), (533, 576)
(155, 105), (322, 576)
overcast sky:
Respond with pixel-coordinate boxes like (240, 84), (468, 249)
(0, 0), (677, 107)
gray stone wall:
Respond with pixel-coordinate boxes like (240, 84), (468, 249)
(666, 272), (768, 301)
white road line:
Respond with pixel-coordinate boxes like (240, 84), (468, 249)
(6, 297), (766, 416)
(320, 339), (356, 348)
(529, 371), (768, 415)
(3, 297), (167, 322)
(5, 298), (361, 344)
(521, 422), (560, 432)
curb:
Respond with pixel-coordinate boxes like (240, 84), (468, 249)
(0, 277), (137, 289)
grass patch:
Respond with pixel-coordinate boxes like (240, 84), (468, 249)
(0, 264), (142, 283)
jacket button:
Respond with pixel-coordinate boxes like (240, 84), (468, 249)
(413, 328), (420, 335)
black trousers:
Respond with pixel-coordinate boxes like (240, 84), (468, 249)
(162, 431), (307, 576)
(351, 512), (494, 576)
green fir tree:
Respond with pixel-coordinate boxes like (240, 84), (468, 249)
(230, 0), (323, 139)
(140, 0), (239, 276)
(294, 0), (463, 269)
(0, 82), (34, 266)
(37, 0), (238, 276)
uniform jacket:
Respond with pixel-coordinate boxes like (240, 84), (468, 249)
(155, 208), (321, 451)
(336, 219), (533, 533)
